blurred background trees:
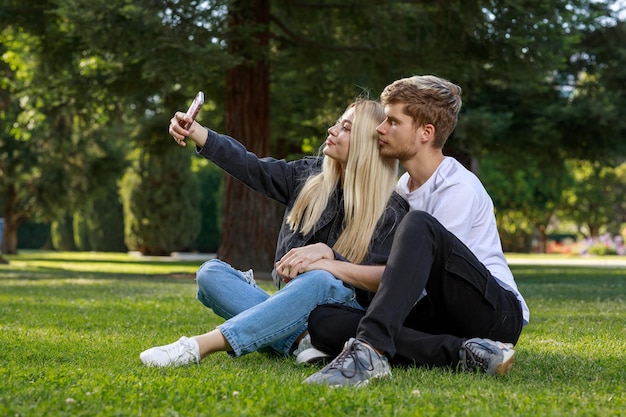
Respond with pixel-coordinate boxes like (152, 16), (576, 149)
(1, 0), (625, 266)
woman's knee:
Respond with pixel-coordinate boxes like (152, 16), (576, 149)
(196, 259), (234, 291)
(289, 270), (337, 290)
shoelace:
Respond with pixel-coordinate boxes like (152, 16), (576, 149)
(463, 341), (496, 371)
(327, 341), (375, 379)
(167, 339), (196, 363)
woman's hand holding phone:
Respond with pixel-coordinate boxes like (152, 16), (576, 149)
(169, 91), (205, 147)
(179, 91), (204, 130)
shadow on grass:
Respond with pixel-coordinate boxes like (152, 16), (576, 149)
(512, 265), (626, 302)
(3, 254), (623, 298)
(0, 251), (276, 283)
(5, 252), (204, 268)
(511, 264), (626, 279)
(0, 268), (197, 282)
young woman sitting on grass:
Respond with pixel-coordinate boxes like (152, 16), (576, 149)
(139, 99), (408, 367)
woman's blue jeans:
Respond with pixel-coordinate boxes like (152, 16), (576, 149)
(195, 259), (364, 357)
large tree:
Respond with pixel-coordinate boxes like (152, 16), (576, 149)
(217, 0), (282, 270)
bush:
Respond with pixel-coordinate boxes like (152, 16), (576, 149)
(73, 210), (91, 251)
(496, 210), (534, 252)
(192, 158), (223, 253)
(579, 233), (624, 256)
(74, 188), (127, 252)
(120, 147), (201, 255)
(51, 214), (77, 251)
(17, 221), (51, 249)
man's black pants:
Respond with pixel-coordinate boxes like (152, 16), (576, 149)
(308, 210), (523, 367)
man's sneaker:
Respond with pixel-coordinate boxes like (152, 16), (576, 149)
(302, 338), (391, 387)
(460, 338), (515, 376)
(293, 334), (331, 365)
(140, 336), (201, 368)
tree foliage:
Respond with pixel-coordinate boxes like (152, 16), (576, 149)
(559, 160), (626, 237)
(0, 14), (129, 254)
(119, 114), (202, 255)
(1, 0), (625, 259)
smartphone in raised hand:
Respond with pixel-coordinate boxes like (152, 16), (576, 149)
(179, 91), (204, 130)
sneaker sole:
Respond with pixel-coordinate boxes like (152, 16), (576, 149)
(328, 370), (391, 388)
(297, 356), (332, 366)
(495, 350), (516, 376)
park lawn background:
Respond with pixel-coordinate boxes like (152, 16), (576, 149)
(0, 251), (624, 416)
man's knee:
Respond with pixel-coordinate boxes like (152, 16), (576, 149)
(308, 305), (341, 338)
(308, 304), (364, 356)
(403, 210), (440, 231)
(394, 210), (443, 246)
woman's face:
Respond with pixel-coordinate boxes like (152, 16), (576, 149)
(323, 106), (354, 167)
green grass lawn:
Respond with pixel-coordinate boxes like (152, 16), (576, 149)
(1, 251), (624, 416)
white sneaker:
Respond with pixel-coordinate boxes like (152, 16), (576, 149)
(293, 333), (331, 365)
(140, 336), (201, 368)
(296, 347), (332, 365)
(293, 333), (313, 357)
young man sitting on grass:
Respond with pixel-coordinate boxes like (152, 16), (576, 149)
(299, 75), (529, 387)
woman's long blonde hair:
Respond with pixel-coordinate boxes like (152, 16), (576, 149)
(286, 100), (398, 264)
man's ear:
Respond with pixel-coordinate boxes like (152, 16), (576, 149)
(421, 124), (436, 142)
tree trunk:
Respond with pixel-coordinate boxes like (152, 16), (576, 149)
(538, 224), (547, 254)
(219, 0), (280, 275)
(588, 223), (600, 238)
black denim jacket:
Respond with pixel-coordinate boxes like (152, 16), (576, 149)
(198, 129), (408, 302)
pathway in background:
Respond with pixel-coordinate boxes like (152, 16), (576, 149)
(506, 255), (626, 267)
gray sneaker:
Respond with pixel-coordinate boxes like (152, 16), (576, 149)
(140, 336), (201, 368)
(460, 338), (515, 376)
(303, 338), (391, 387)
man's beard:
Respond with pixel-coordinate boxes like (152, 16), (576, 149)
(379, 145), (400, 159)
